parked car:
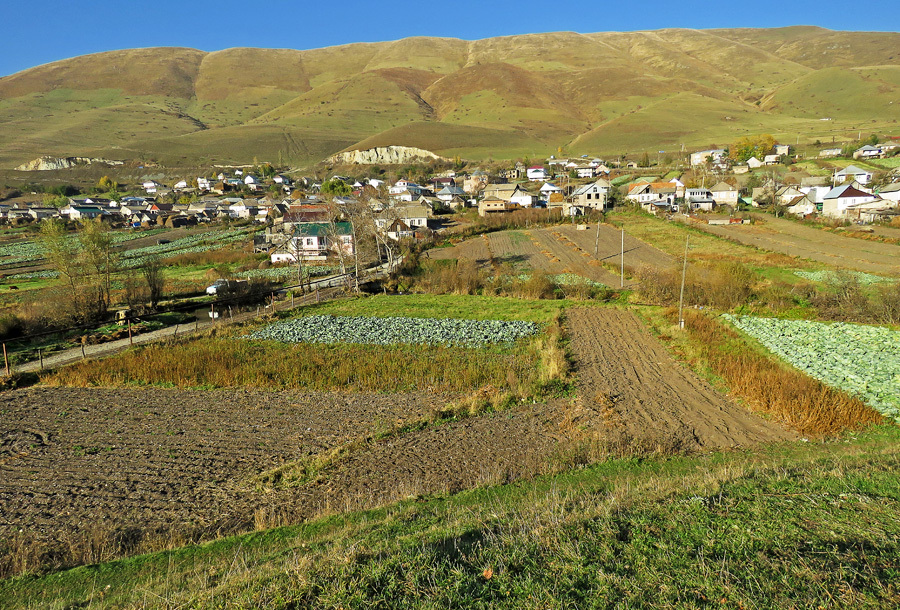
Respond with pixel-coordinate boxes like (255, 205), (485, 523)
(206, 279), (229, 295)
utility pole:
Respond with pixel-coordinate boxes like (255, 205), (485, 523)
(620, 228), (625, 288)
(678, 236), (689, 329)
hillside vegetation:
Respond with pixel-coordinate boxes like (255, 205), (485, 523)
(0, 26), (899, 167)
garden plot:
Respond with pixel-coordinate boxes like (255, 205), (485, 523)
(723, 315), (900, 422)
(794, 269), (896, 285)
(244, 314), (540, 347)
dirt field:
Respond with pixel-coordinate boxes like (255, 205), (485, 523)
(565, 307), (794, 450)
(698, 217), (900, 276)
(0, 307), (794, 570)
(428, 223), (676, 286)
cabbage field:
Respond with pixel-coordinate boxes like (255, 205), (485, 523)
(793, 270), (895, 286)
(244, 315), (540, 347)
(723, 314), (900, 422)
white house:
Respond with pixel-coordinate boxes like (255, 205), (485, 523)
(690, 149), (726, 166)
(819, 148), (842, 158)
(786, 194), (818, 217)
(746, 156), (764, 169)
(876, 182), (900, 204)
(834, 165), (873, 185)
(686, 188), (716, 212)
(822, 184), (879, 218)
(526, 166), (547, 181)
(854, 145), (884, 160)
(142, 180), (161, 194)
(569, 178), (611, 213)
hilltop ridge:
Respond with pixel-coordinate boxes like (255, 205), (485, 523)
(0, 26), (898, 168)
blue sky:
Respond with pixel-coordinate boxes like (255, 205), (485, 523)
(1, 0), (897, 77)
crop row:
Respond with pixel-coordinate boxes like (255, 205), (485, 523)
(237, 265), (341, 281)
(244, 314), (541, 347)
(794, 269), (895, 286)
(723, 314), (900, 421)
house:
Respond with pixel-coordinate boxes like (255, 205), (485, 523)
(690, 149), (726, 166)
(142, 180), (161, 193)
(526, 166), (547, 181)
(853, 145), (884, 160)
(710, 182), (739, 206)
(686, 188), (716, 212)
(273, 175), (291, 185)
(539, 182), (563, 197)
(786, 194), (818, 217)
(27, 207), (59, 220)
(375, 204), (431, 231)
(834, 165), (873, 185)
(821, 184), (879, 218)
(463, 172), (489, 194)
(775, 186), (805, 205)
(62, 204), (107, 220)
(482, 183), (535, 207)
(876, 182), (900, 204)
(774, 144), (791, 156)
(571, 165), (596, 179)
(478, 196), (518, 216)
(569, 178), (611, 213)
(845, 202), (899, 224)
(173, 180), (189, 190)
(271, 222), (355, 263)
(746, 156), (764, 169)
(437, 185), (466, 202)
(763, 154), (781, 165)
(819, 148), (842, 159)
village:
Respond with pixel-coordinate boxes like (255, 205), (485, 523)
(2, 139), (900, 264)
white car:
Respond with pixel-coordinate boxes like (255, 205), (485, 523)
(206, 279), (229, 295)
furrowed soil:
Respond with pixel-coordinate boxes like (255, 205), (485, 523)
(0, 308), (793, 572)
(697, 216), (900, 276)
(565, 307), (795, 450)
(429, 223), (673, 285)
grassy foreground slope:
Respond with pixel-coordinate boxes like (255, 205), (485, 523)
(1, 27), (899, 166)
(2, 426), (898, 608)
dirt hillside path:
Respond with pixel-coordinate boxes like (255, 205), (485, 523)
(565, 307), (794, 450)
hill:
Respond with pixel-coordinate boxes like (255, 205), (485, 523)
(0, 27), (898, 168)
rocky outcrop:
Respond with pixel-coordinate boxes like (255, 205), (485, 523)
(327, 146), (445, 166)
(15, 156), (124, 171)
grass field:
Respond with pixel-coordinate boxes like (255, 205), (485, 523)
(3, 425), (897, 608)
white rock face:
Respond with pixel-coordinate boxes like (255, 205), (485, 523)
(328, 146), (445, 165)
(15, 156), (124, 171)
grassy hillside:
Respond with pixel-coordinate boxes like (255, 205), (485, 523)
(0, 27), (899, 168)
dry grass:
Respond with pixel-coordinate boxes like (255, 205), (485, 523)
(676, 309), (882, 436)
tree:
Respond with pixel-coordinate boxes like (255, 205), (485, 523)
(867, 134), (880, 146)
(729, 134), (776, 162)
(320, 179), (352, 196)
(639, 152), (650, 167)
(141, 256), (165, 310)
(39, 219), (115, 323)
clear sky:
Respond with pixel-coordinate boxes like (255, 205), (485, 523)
(1, 0), (897, 78)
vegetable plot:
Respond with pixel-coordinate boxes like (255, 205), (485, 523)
(244, 315), (540, 347)
(722, 314), (900, 422)
(794, 270), (895, 286)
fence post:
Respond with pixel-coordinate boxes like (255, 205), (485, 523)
(128, 319), (133, 345)
(81, 343), (86, 360)
(173, 324), (178, 338)
(2, 343), (8, 376)
(39, 348), (43, 370)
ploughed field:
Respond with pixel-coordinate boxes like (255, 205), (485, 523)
(698, 216), (900, 276)
(0, 306), (792, 570)
(428, 223), (673, 285)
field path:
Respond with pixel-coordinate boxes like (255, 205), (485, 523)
(565, 307), (794, 450)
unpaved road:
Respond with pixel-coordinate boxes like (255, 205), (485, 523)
(698, 217), (900, 276)
(565, 307), (794, 450)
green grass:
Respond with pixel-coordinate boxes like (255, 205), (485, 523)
(3, 426), (899, 608)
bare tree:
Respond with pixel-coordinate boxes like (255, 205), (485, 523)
(141, 256), (165, 310)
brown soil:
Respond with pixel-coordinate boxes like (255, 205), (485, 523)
(699, 216), (900, 276)
(0, 308), (793, 571)
(564, 307), (795, 451)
